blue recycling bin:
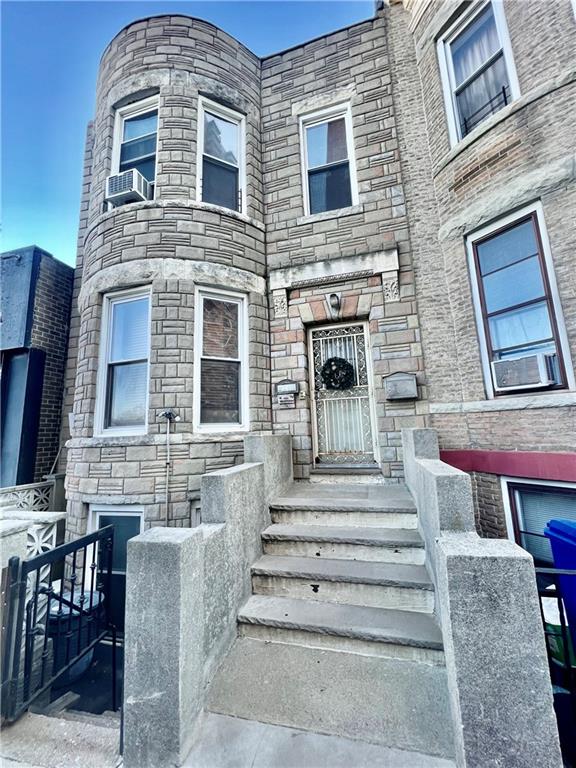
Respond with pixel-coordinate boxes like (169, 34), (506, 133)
(544, 519), (576, 637)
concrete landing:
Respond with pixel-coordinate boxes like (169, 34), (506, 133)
(184, 711), (456, 768)
(0, 712), (120, 768)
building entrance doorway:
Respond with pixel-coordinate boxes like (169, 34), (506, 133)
(309, 323), (377, 466)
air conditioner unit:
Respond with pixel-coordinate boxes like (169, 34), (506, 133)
(491, 353), (555, 391)
(105, 169), (151, 206)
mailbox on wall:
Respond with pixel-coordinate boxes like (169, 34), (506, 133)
(383, 372), (418, 401)
(276, 379), (299, 407)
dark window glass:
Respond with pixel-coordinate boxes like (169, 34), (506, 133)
(309, 163), (352, 215)
(472, 215), (564, 389)
(119, 109), (157, 181)
(123, 111), (157, 141)
(200, 359), (240, 424)
(97, 514), (142, 572)
(203, 299), (238, 358)
(106, 362), (148, 427)
(202, 157), (239, 211)
(514, 488), (576, 565)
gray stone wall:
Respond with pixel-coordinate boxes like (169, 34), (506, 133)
(262, 15), (429, 477)
(29, 253), (74, 481)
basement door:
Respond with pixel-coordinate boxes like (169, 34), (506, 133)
(309, 323), (377, 465)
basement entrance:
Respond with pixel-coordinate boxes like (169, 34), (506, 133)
(309, 323), (377, 466)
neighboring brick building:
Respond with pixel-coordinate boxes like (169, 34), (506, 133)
(60, 1), (575, 567)
(1, 246), (73, 485)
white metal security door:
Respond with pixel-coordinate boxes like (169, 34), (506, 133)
(309, 323), (376, 465)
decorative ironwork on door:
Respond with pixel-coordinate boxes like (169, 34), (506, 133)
(311, 324), (375, 464)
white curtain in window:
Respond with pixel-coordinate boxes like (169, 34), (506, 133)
(451, 5), (500, 86)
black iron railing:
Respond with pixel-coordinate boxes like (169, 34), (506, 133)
(460, 84), (509, 137)
(1, 526), (117, 722)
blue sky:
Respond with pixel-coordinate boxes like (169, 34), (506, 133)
(2, 0), (373, 266)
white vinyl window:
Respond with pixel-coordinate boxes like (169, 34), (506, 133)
(197, 97), (245, 213)
(437, 1), (519, 144)
(194, 288), (248, 432)
(300, 104), (359, 216)
(113, 96), (159, 188)
(96, 289), (151, 436)
(466, 204), (574, 398)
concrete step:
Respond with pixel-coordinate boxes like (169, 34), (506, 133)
(309, 465), (388, 484)
(251, 555), (435, 612)
(184, 711), (456, 768)
(59, 708), (121, 730)
(262, 523), (425, 564)
(207, 637), (455, 759)
(238, 595), (444, 663)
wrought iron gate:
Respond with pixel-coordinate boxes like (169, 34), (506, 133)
(1, 526), (118, 722)
(310, 323), (376, 464)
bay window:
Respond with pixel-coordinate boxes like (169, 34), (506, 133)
(467, 208), (571, 396)
(300, 105), (358, 215)
(438, 2), (519, 142)
(194, 288), (248, 431)
(97, 289), (150, 434)
(198, 97), (244, 212)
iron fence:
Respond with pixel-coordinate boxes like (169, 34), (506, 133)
(1, 525), (118, 722)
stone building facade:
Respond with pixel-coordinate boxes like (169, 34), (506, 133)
(60, 1), (575, 555)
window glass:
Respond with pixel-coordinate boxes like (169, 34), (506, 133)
(482, 256), (544, 314)
(450, 4), (499, 85)
(106, 362), (148, 427)
(309, 164), (352, 215)
(119, 108), (158, 182)
(103, 294), (149, 430)
(97, 514), (142, 572)
(515, 488), (576, 564)
(202, 299), (238, 358)
(488, 300), (552, 352)
(455, 54), (509, 135)
(477, 219), (538, 275)
(306, 118), (348, 168)
(200, 360), (240, 424)
(204, 112), (238, 165)
(123, 111), (157, 141)
(202, 158), (239, 210)
(110, 298), (149, 361)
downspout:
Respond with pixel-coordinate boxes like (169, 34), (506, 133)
(160, 410), (177, 526)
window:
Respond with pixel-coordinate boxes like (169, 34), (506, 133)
(438, 2), (519, 142)
(197, 97), (244, 212)
(300, 105), (358, 216)
(96, 290), (150, 435)
(467, 207), (571, 396)
(507, 483), (576, 565)
(194, 288), (248, 431)
(114, 98), (158, 186)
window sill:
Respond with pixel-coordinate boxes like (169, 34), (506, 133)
(93, 427), (148, 439)
(430, 391), (576, 414)
(296, 204), (364, 226)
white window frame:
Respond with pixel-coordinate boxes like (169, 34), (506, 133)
(500, 477), (576, 547)
(299, 103), (359, 217)
(193, 286), (249, 433)
(111, 95), (159, 196)
(196, 96), (246, 214)
(437, 0), (520, 146)
(466, 202), (575, 399)
(89, 504), (144, 575)
(94, 287), (151, 437)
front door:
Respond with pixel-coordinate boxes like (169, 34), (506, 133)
(309, 323), (377, 465)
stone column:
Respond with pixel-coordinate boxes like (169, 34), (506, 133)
(123, 527), (203, 768)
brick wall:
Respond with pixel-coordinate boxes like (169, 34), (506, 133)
(470, 472), (507, 539)
(29, 253), (73, 480)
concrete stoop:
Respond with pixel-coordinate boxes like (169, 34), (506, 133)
(0, 711), (121, 768)
(207, 481), (455, 761)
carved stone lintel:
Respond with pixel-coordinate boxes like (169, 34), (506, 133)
(382, 277), (400, 303)
(272, 289), (288, 318)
